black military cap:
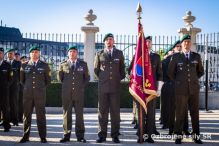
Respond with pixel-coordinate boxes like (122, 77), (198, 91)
(15, 52), (20, 56)
(29, 46), (40, 53)
(145, 36), (152, 41)
(180, 34), (191, 43)
(103, 33), (114, 42)
(0, 47), (4, 52)
(6, 48), (15, 53)
(67, 45), (78, 52)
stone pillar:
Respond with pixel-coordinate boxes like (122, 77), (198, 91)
(178, 11), (201, 52)
(81, 9), (99, 81)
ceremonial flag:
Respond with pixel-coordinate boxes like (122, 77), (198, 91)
(129, 22), (157, 112)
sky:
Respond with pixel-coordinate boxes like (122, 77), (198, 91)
(0, 0), (219, 36)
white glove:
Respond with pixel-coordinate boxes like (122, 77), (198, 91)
(157, 81), (164, 96)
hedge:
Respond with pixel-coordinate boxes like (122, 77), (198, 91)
(46, 82), (160, 108)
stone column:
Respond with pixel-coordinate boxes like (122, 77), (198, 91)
(81, 9), (99, 81)
(178, 11), (201, 52)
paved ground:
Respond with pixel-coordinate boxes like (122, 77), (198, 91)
(0, 108), (219, 146)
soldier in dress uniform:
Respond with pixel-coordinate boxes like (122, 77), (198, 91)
(162, 41), (190, 135)
(143, 36), (163, 143)
(0, 47), (12, 132)
(18, 56), (27, 123)
(59, 45), (90, 143)
(168, 34), (204, 144)
(18, 56), (28, 123)
(6, 48), (21, 126)
(94, 33), (125, 143)
(19, 46), (51, 143)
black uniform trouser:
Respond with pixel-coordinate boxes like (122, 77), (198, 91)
(0, 85), (11, 129)
(9, 82), (19, 124)
(18, 84), (23, 122)
(98, 92), (120, 138)
(144, 98), (157, 136)
(161, 82), (171, 127)
(174, 94), (200, 136)
(23, 96), (46, 139)
(62, 98), (85, 139)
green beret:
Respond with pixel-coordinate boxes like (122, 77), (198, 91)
(6, 48), (15, 53)
(103, 33), (114, 42)
(180, 34), (191, 43)
(0, 47), (4, 52)
(67, 45), (77, 51)
(164, 40), (181, 55)
(29, 46), (40, 53)
(15, 52), (20, 56)
(145, 36), (152, 41)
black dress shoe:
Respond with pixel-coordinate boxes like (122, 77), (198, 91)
(96, 137), (106, 143)
(144, 137), (154, 143)
(60, 137), (70, 143)
(41, 138), (47, 143)
(154, 130), (160, 135)
(194, 138), (203, 144)
(112, 137), (120, 143)
(77, 138), (86, 143)
(19, 137), (29, 143)
(175, 138), (182, 144)
(4, 128), (10, 132)
(13, 123), (19, 126)
(134, 123), (139, 129)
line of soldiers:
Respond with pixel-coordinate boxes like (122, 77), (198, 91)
(130, 34), (204, 144)
(0, 33), (204, 144)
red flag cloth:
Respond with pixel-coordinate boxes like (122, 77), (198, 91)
(129, 23), (157, 112)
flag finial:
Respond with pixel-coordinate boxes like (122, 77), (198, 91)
(136, 2), (142, 21)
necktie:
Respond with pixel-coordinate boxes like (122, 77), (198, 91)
(33, 62), (36, 67)
(10, 60), (13, 65)
(108, 50), (112, 59)
(185, 53), (189, 63)
(72, 61), (75, 70)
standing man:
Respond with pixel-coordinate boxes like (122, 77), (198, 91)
(6, 48), (21, 126)
(144, 36), (163, 143)
(15, 52), (21, 61)
(18, 56), (28, 123)
(94, 33), (125, 143)
(0, 47), (12, 132)
(168, 34), (204, 144)
(19, 46), (51, 143)
(162, 41), (190, 135)
(59, 46), (89, 143)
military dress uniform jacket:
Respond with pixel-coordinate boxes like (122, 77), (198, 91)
(168, 52), (204, 96)
(20, 60), (51, 93)
(0, 61), (12, 86)
(10, 60), (21, 84)
(58, 59), (90, 101)
(94, 48), (126, 93)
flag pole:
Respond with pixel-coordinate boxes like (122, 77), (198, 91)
(136, 2), (144, 143)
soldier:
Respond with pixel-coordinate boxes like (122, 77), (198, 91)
(168, 34), (204, 144)
(18, 56), (28, 123)
(19, 46), (51, 143)
(128, 54), (138, 129)
(0, 47), (12, 132)
(59, 46), (90, 143)
(15, 52), (21, 61)
(6, 48), (21, 126)
(162, 41), (190, 135)
(94, 33), (125, 143)
(143, 36), (163, 143)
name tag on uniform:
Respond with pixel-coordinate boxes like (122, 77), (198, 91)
(192, 60), (198, 64)
(38, 68), (45, 71)
(77, 66), (84, 71)
(114, 58), (120, 63)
